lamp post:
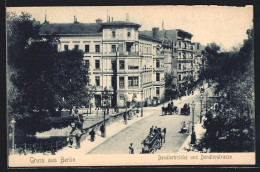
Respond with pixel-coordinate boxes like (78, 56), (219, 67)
(10, 118), (16, 154)
(190, 101), (196, 144)
(205, 91), (209, 115)
(199, 94), (203, 123)
(141, 91), (143, 117)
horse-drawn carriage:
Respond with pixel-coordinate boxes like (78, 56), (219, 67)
(162, 102), (178, 115)
(180, 103), (190, 115)
(141, 127), (166, 154)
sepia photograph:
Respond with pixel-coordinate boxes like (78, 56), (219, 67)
(6, 5), (255, 167)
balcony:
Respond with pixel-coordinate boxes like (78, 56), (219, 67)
(119, 51), (140, 56)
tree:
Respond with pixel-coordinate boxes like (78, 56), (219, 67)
(53, 49), (90, 114)
(164, 71), (177, 100)
(7, 12), (90, 134)
(197, 28), (254, 152)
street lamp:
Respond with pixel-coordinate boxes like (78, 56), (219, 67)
(10, 118), (16, 154)
(141, 91), (143, 117)
(199, 94), (203, 123)
(205, 90), (209, 114)
(190, 101), (196, 144)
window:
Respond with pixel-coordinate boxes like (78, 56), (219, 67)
(85, 45), (89, 52)
(84, 60), (90, 68)
(179, 64), (181, 70)
(128, 77), (139, 87)
(197, 44), (200, 50)
(95, 60), (100, 69)
(95, 45), (100, 53)
(179, 41), (181, 48)
(64, 45), (68, 51)
(128, 59), (139, 70)
(156, 60), (160, 68)
(111, 45), (116, 52)
(127, 30), (131, 37)
(156, 73), (160, 81)
(174, 48), (177, 53)
(112, 30), (116, 38)
(95, 76), (100, 86)
(156, 87), (160, 95)
(190, 46), (193, 50)
(178, 75), (181, 81)
(191, 63), (193, 68)
(179, 53), (181, 58)
(119, 77), (124, 88)
(184, 43), (187, 49)
(74, 45), (79, 50)
(119, 60), (125, 70)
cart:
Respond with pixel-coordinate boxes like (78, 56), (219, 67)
(141, 132), (161, 154)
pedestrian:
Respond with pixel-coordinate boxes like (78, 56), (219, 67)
(154, 126), (158, 134)
(75, 129), (82, 149)
(171, 101), (174, 107)
(43, 141), (48, 154)
(68, 135), (74, 148)
(163, 128), (166, 143)
(150, 126), (154, 134)
(31, 144), (36, 154)
(89, 128), (96, 142)
(129, 143), (134, 154)
(123, 113), (127, 124)
(100, 123), (105, 137)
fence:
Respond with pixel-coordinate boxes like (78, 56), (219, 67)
(11, 137), (68, 155)
(11, 109), (136, 154)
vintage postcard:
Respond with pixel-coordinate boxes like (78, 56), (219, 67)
(6, 5), (255, 167)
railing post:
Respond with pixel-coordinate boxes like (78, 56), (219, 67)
(24, 143), (26, 149)
(56, 141), (58, 151)
(39, 143), (42, 152)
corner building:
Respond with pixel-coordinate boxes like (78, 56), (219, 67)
(40, 19), (168, 108)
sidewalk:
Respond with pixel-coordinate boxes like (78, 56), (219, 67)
(177, 85), (215, 153)
(56, 110), (153, 155)
(177, 118), (207, 153)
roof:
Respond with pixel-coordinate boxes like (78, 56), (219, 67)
(40, 23), (103, 35)
(138, 33), (162, 43)
(176, 29), (193, 38)
(100, 21), (141, 28)
(139, 29), (193, 41)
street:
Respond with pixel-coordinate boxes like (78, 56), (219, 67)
(88, 92), (204, 154)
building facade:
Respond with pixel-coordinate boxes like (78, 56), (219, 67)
(40, 18), (168, 108)
(193, 42), (206, 81)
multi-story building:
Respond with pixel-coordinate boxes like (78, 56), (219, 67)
(140, 28), (195, 94)
(40, 17), (168, 108)
(193, 42), (206, 81)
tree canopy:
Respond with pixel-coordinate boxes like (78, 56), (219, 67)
(7, 12), (90, 124)
(198, 28), (254, 152)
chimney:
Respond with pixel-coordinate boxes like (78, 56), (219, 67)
(152, 27), (159, 39)
(74, 16), (78, 23)
(43, 13), (49, 24)
(96, 18), (103, 24)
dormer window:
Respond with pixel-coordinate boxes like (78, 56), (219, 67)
(112, 30), (116, 38)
